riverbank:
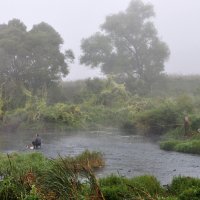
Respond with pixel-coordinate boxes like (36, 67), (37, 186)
(159, 127), (200, 155)
(1, 92), (200, 157)
(0, 130), (199, 186)
(0, 151), (199, 200)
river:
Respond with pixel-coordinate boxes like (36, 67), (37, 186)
(0, 130), (200, 185)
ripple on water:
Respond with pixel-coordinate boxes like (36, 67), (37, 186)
(0, 130), (200, 184)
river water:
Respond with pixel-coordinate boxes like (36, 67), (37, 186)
(0, 130), (200, 185)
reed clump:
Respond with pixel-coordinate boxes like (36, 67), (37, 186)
(0, 152), (199, 199)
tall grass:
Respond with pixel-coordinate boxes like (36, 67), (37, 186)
(0, 151), (105, 200)
(0, 152), (199, 199)
(99, 175), (164, 200)
(160, 139), (200, 155)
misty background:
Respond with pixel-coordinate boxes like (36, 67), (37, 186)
(1, 0), (200, 80)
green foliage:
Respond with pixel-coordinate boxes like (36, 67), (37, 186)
(24, 94), (47, 123)
(75, 149), (105, 168)
(154, 75), (200, 97)
(190, 115), (200, 131)
(0, 153), (49, 200)
(0, 97), (4, 119)
(160, 139), (200, 155)
(52, 150), (105, 170)
(0, 151), (106, 200)
(42, 103), (84, 128)
(175, 94), (194, 113)
(162, 127), (185, 140)
(100, 175), (163, 199)
(40, 158), (84, 199)
(0, 152), (50, 176)
(23, 185), (40, 200)
(174, 140), (200, 154)
(179, 188), (200, 200)
(0, 19), (73, 89)
(0, 19), (74, 112)
(97, 79), (129, 107)
(160, 140), (179, 151)
(169, 176), (200, 196)
(82, 104), (134, 129)
(85, 78), (106, 95)
(0, 152), (199, 200)
(61, 80), (87, 104)
(0, 176), (21, 200)
(135, 102), (181, 135)
(81, 0), (170, 89)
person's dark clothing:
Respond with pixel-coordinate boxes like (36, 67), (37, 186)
(32, 136), (41, 149)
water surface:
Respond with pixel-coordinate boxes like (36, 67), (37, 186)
(0, 130), (200, 184)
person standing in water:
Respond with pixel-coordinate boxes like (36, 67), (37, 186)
(32, 134), (42, 149)
(184, 115), (190, 135)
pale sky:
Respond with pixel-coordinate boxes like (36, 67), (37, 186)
(0, 0), (200, 80)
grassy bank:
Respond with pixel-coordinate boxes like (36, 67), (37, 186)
(0, 151), (104, 200)
(159, 122), (200, 154)
(160, 139), (200, 155)
(0, 151), (199, 199)
(1, 77), (200, 155)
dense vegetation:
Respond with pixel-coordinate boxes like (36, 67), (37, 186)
(0, 151), (199, 200)
(1, 74), (200, 155)
(0, 0), (200, 199)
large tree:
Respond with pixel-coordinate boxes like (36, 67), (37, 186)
(80, 0), (170, 87)
(0, 19), (74, 91)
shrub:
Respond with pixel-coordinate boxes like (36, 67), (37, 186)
(135, 101), (182, 135)
(100, 175), (129, 200)
(100, 175), (163, 200)
(160, 139), (200, 155)
(0, 176), (21, 200)
(174, 140), (200, 154)
(162, 127), (185, 140)
(42, 103), (85, 128)
(160, 140), (180, 151)
(130, 175), (163, 196)
(169, 176), (200, 195)
(179, 187), (200, 200)
(190, 115), (200, 132)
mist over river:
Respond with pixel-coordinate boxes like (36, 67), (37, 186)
(0, 130), (200, 185)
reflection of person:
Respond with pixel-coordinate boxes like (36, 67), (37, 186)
(32, 134), (42, 149)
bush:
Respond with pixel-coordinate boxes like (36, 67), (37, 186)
(136, 103), (181, 135)
(100, 175), (130, 200)
(130, 175), (163, 196)
(100, 175), (163, 200)
(174, 140), (200, 154)
(162, 127), (185, 140)
(42, 103), (85, 128)
(160, 140), (180, 151)
(179, 187), (200, 200)
(0, 176), (21, 200)
(169, 176), (200, 195)
(190, 115), (200, 132)
(0, 152), (50, 176)
(160, 139), (200, 155)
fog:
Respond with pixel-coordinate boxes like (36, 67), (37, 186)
(0, 0), (200, 80)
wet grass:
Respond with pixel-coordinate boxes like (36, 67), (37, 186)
(64, 149), (105, 169)
(0, 151), (199, 199)
(159, 125), (200, 155)
(160, 139), (200, 155)
(0, 151), (105, 200)
(100, 174), (164, 200)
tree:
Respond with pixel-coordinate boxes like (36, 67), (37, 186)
(0, 19), (74, 108)
(0, 19), (74, 92)
(80, 0), (170, 89)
